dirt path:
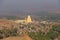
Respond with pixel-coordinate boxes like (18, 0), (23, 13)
(2, 35), (32, 40)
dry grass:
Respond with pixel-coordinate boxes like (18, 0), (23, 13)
(2, 35), (32, 40)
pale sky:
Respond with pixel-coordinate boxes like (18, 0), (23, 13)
(0, 0), (60, 15)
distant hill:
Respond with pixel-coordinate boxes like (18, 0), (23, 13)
(0, 11), (60, 21)
(31, 11), (60, 16)
(30, 11), (60, 21)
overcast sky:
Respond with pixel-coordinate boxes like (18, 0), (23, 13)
(0, 0), (60, 15)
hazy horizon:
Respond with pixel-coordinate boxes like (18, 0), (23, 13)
(0, 0), (60, 15)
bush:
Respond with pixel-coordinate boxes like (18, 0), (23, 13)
(0, 28), (19, 39)
(10, 28), (19, 36)
(28, 31), (51, 40)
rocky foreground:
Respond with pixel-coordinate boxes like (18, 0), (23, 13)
(0, 19), (60, 40)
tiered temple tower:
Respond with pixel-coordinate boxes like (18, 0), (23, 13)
(15, 15), (32, 23)
(26, 15), (32, 23)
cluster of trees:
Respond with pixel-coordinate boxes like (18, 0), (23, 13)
(0, 28), (18, 39)
(28, 25), (60, 40)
